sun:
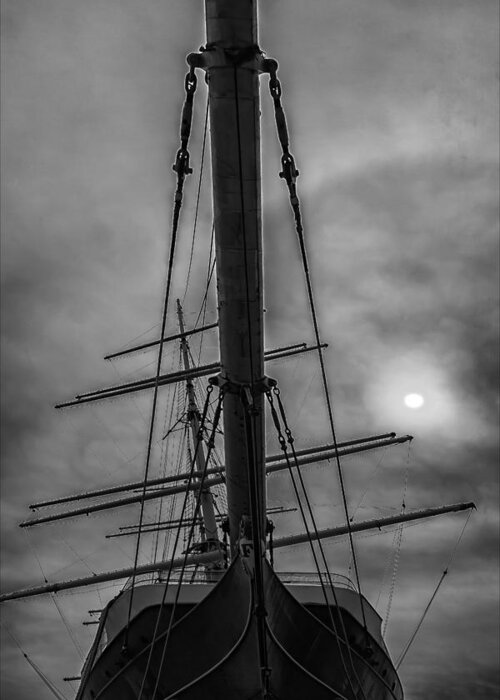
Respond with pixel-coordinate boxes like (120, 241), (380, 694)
(404, 393), (425, 409)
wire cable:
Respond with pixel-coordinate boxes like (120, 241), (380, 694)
(266, 64), (368, 634)
(183, 95), (210, 301)
(233, 64), (272, 694)
(124, 66), (197, 640)
(1, 624), (69, 700)
(382, 445), (411, 635)
(395, 508), (473, 670)
(267, 390), (366, 700)
(193, 224), (216, 330)
(24, 531), (84, 660)
(153, 355), (182, 566)
(135, 387), (215, 697)
(149, 388), (224, 698)
(134, 388), (223, 699)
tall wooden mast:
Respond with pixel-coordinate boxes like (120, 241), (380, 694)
(176, 299), (219, 550)
(201, 0), (265, 554)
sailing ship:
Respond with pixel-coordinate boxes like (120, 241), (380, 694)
(0, 2), (476, 698)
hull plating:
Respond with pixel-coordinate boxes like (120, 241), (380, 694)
(78, 559), (402, 700)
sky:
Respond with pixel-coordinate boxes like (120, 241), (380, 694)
(1, 0), (499, 698)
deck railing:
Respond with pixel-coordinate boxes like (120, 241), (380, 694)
(123, 568), (356, 590)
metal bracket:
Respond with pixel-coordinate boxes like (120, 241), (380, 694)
(208, 374), (277, 397)
(187, 45), (265, 72)
(258, 56), (279, 75)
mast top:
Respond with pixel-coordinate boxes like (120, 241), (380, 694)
(205, 0), (258, 48)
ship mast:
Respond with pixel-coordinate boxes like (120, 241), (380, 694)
(202, 0), (266, 555)
(176, 298), (221, 565)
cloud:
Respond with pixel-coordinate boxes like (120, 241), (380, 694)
(1, 0), (498, 698)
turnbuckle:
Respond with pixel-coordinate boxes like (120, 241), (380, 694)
(280, 153), (299, 185)
(173, 148), (192, 177)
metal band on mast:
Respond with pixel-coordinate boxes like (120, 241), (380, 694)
(54, 343), (324, 409)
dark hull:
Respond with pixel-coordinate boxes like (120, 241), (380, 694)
(78, 558), (402, 700)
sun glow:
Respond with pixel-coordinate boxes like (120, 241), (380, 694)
(404, 393), (425, 409)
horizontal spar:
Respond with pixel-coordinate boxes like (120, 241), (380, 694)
(24, 436), (412, 524)
(30, 432), (408, 509)
(273, 502), (476, 549)
(30, 468), (225, 509)
(104, 321), (219, 360)
(265, 432), (398, 464)
(55, 342), (326, 409)
(55, 362), (219, 408)
(21, 475), (227, 527)
(118, 505), (295, 531)
(4, 503), (476, 602)
(0, 551), (223, 602)
(265, 434), (412, 475)
(106, 506), (298, 539)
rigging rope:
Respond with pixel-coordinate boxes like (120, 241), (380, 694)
(107, 321), (162, 358)
(266, 60), (368, 635)
(375, 523), (400, 611)
(153, 354), (182, 567)
(24, 531), (85, 660)
(193, 223), (216, 330)
(233, 64), (272, 695)
(136, 386), (224, 700)
(266, 389), (367, 700)
(395, 508), (473, 670)
(161, 422), (189, 564)
(233, 66), (257, 391)
(1, 624), (69, 700)
(347, 444), (391, 582)
(124, 63), (198, 640)
(242, 394), (271, 694)
(382, 444), (411, 635)
(57, 534), (97, 577)
(152, 390), (224, 696)
(183, 95), (210, 302)
(350, 444), (391, 525)
(134, 386), (214, 693)
(51, 593), (85, 660)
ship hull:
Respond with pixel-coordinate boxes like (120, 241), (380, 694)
(78, 558), (402, 700)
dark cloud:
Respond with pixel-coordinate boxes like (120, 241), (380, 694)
(1, 0), (498, 699)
